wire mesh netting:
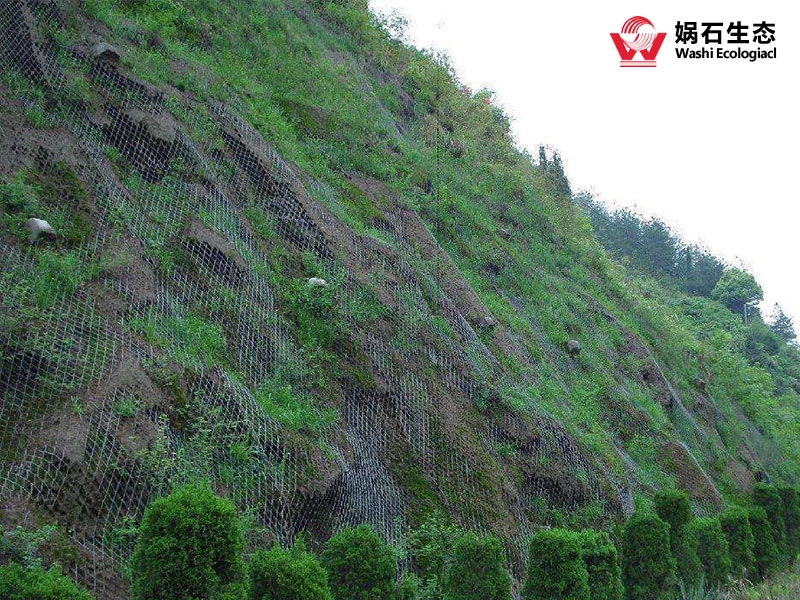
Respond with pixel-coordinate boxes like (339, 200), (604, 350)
(0, 1), (767, 596)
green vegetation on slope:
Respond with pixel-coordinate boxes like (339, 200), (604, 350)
(3, 0), (800, 596)
(7, 0), (800, 507)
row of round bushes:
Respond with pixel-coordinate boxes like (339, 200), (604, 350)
(127, 484), (512, 600)
(618, 483), (800, 600)
(122, 487), (624, 600)
(128, 482), (800, 600)
(524, 483), (800, 600)
(10, 481), (795, 599)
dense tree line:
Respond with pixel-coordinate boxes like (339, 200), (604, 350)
(574, 193), (799, 396)
(575, 193), (797, 346)
(575, 193), (727, 298)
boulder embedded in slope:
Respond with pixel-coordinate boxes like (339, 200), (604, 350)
(26, 217), (56, 241)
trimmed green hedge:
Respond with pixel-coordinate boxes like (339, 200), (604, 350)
(130, 483), (246, 600)
(719, 507), (756, 580)
(248, 538), (332, 600)
(752, 483), (788, 561)
(775, 484), (800, 562)
(122, 483), (800, 600)
(671, 528), (703, 589)
(578, 529), (623, 600)
(321, 524), (396, 600)
(653, 490), (702, 588)
(748, 506), (780, 579)
(443, 532), (511, 600)
(654, 490), (692, 532)
(688, 517), (731, 588)
(620, 513), (676, 600)
(0, 562), (92, 600)
(523, 529), (589, 600)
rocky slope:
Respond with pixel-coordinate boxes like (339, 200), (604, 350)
(1, 1), (796, 596)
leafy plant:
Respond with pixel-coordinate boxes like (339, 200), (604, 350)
(406, 514), (462, 598)
(130, 483), (246, 600)
(0, 174), (38, 212)
(523, 528), (589, 600)
(321, 524), (396, 600)
(0, 525), (59, 569)
(0, 562), (92, 600)
(395, 573), (422, 600)
(249, 537), (333, 600)
(620, 513), (677, 600)
(113, 396), (139, 418)
(442, 532), (511, 600)
(108, 514), (139, 553)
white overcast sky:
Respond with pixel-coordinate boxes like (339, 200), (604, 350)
(369, 0), (800, 325)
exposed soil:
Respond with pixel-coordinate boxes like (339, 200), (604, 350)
(0, 87), (82, 175)
(622, 330), (676, 409)
(185, 217), (249, 286)
(0, 4), (756, 597)
(660, 440), (723, 506)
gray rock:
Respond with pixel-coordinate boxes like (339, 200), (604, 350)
(125, 109), (177, 145)
(26, 217), (56, 241)
(566, 339), (581, 355)
(92, 42), (120, 65)
(481, 315), (498, 328)
(307, 277), (328, 288)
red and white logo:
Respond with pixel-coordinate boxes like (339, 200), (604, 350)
(610, 16), (667, 67)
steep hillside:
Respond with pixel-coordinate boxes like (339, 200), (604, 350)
(1, 0), (798, 596)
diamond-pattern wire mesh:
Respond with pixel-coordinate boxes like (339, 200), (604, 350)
(0, 1), (742, 596)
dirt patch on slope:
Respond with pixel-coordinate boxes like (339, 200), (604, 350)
(622, 331), (676, 409)
(660, 441), (723, 506)
(0, 88), (84, 175)
(184, 217), (249, 286)
(399, 206), (494, 325)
